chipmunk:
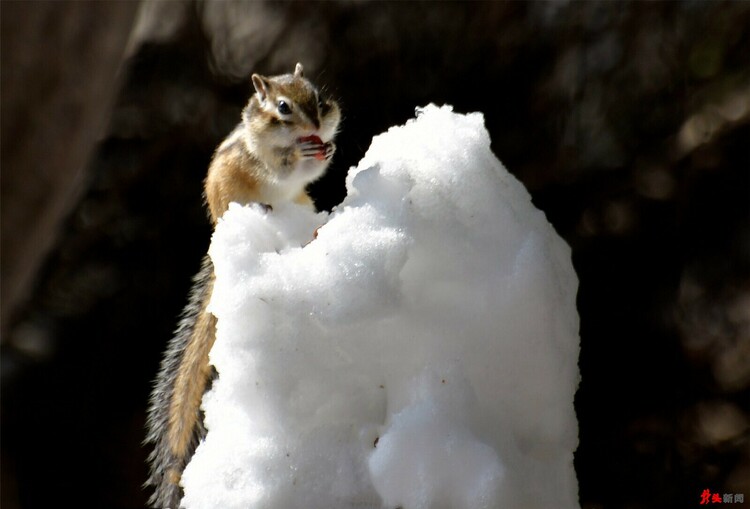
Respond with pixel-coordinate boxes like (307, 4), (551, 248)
(146, 63), (340, 509)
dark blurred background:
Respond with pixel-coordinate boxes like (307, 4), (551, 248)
(2, 1), (749, 508)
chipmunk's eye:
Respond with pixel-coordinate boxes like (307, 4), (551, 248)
(277, 100), (291, 115)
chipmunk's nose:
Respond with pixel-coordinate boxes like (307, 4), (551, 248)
(302, 118), (319, 132)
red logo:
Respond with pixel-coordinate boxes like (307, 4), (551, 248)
(700, 489), (745, 504)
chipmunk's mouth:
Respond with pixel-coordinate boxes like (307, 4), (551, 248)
(299, 134), (323, 144)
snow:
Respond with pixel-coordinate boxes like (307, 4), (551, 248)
(180, 105), (581, 509)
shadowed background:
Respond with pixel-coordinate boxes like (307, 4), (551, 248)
(2, 1), (749, 508)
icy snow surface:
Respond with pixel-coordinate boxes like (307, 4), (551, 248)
(181, 105), (580, 509)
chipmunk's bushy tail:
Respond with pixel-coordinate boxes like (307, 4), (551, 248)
(146, 255), (217, 509)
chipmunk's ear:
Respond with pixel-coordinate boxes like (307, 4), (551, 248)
(294, 63), (304, 78)
(252, 74), (271, 102)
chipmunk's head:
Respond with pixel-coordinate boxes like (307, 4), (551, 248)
(248, 63), (340, 145)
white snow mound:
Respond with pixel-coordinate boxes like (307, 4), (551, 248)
(181, 104), (581, 509)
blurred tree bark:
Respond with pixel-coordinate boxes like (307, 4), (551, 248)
(0, 0), (140, 339)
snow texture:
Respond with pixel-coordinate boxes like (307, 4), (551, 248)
(181, 105), (580, 509)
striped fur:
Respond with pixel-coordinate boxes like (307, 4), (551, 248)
(145, 255), (215, 509)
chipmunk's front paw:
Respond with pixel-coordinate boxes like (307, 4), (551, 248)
(298, 135), (332, 161)
(322, 141), (335, 161)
